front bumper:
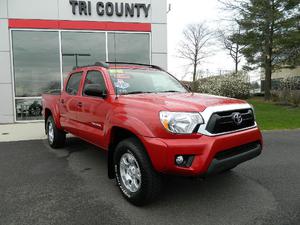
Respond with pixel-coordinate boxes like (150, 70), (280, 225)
(206, 141), (261, 175)
(141, 127), (263, 176)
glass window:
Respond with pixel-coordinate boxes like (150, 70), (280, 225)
(108, 33), (150, 64)
(12, 31), (61, 97)
(66, 72), (82, 95)
(83, 70), (106, 96)
(109, 69), (187, 95)
(61, 32), (106, 77)
(15, 99), (43, 121)
(12, 30), (150, 121)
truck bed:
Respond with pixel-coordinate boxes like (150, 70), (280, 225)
(42, 92), (61, 119)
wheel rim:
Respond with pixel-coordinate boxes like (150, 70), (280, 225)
(48, 122), (54, 144)
(119, 152), (142, 193)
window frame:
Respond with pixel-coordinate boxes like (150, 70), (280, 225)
(65, 71), (83, 96)
(82, 70), (107, 98)
(107, 32), (151, 64)
(61, 31), (107, 76)
(11, 30), (61, 98)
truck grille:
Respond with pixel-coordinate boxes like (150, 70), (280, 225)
(206, 108), (255, 134)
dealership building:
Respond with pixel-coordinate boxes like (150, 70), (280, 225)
(0, 0), (167, 123)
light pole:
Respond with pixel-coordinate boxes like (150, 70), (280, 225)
(62, 53), (91, 67)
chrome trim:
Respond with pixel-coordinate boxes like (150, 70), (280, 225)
(119, 152), (142, 193)
(197, 103), (257, 136)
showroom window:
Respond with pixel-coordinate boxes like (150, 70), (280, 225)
(61, 32), (106, 77)
(12, 31), (61, 121)
(11, 30), (151, 121)
(108, 33), (150, 64)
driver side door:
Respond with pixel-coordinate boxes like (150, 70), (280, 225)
(76, 69), (110, 148)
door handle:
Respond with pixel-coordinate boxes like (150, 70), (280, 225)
(77, 102), (83, 107)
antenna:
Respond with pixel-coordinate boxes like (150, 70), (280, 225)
(167, 4), (171, 14)
(113, 32), (118, 99)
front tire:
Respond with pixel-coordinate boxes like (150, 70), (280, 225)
(46, 116), (66, 148)
(113, 138), (161, 206)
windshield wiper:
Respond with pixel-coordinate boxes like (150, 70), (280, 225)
(159, 90), (181, 93)
(122, 90), (182, 95)
(123, 91), (153, 95)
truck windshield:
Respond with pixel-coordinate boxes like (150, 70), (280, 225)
(109, 69), (188, 95)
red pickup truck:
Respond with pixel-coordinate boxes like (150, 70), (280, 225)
(42, 62), (262, 205)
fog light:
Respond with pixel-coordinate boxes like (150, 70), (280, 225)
(175, 155), (195, 167)
(175, 155), (184, 165)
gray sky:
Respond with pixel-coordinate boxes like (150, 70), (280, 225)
(167, 0), (260, 82)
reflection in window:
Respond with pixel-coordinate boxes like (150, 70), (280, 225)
(61, 32), (106, 77)
(108, 33), (150, 64)
(66, 72), (83, 95)
(12, 31), (61, 97)
(12, 30), (151, 121)
(15, 99), (43, 121)
(83, 71), (106, 96)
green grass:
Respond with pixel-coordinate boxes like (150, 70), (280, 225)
(247, 98), (300, 130)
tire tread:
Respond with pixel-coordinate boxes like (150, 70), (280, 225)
(46, 116), (66, 148)
(114, 137), (161, 206)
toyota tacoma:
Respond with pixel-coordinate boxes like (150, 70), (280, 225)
(42, 62), (263, 206)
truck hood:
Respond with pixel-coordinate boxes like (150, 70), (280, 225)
(120, 93), (248, 112)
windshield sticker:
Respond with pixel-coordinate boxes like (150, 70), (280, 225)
(114, 79), (130, 89)
(116, 74), (131, 79)
(109, 69), (124, 74)
(118, 89), (128, 94)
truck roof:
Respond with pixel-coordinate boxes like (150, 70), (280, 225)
(72, 61), (163, 71)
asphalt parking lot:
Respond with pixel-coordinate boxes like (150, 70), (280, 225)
(0, 130), (299, 225)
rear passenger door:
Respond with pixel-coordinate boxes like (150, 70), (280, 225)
(76, 70), (110, 148)
(59, 71), (83, 134)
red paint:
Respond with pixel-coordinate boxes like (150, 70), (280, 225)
(9, 19), (59, 29)
(8, 19), (151, 32)
(42, 64), (263, 176)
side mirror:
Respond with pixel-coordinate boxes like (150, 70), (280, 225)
(187, 85), (192, 92)
(84, 84), (107, 98)
(182, 83), (192, 92)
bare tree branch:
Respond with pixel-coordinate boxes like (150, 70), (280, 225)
(177, 23), (213, 84)
(217, 28), (245, 73)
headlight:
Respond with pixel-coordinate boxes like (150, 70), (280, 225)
(159, 111), (204, 134)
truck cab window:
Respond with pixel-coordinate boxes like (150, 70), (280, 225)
(83, 70), (106, 96)
(66, 72), (82, 95)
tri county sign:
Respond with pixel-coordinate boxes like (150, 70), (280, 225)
(69, 1), (151, 18)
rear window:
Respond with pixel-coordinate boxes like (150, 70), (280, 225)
(66, 72), (82, 95)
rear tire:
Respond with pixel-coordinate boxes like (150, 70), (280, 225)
(113, 138), (162, 206)
(46, 116), (66, 148)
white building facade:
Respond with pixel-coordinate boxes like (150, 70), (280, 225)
(0, 0), (167, 123)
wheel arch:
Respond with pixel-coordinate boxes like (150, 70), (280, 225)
(44, 106), (62, 132)
(107, 126), (149, 179)
(44, 108), (52, 134)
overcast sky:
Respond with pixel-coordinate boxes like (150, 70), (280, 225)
(166, 0), (260, 82)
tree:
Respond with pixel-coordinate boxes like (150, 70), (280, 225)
(177, 23), (212, 88)
(218, 28), (245, 73)
(220, 0), (300, 100)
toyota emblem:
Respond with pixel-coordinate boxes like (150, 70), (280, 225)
(232, 112), (243, 125)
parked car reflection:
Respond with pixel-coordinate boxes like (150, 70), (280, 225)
(16, 99), (43, 121)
